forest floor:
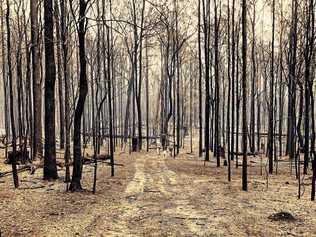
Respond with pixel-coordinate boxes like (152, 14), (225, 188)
(1, 143), (316, 236)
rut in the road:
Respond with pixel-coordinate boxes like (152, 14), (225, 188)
(104, 154), (208, 236)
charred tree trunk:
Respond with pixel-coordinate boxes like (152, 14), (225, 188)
(43, 0), (58, 180)
(146, 38), (149, 152)
(202, 0), (210, 162)
(227, 0), (231, 181)
(241, 0), (248, 191)
(304, 0), (314, 175)
(6, 0), (19, 188)
(230, 0), (236, 163)
(61, 0), (70, 184)
(287, 0), (298, 163)
(107, 1), (115, 177)
(54, 1), (65, 150)
(31, 0), (43, 161)
(198, 0), (203, 157)
(23, 4), (32, 163)
(214, 0), (220, 167)
(279, 4), (284, 157)
(250, 2), (256, 153)
(268, 0), (275, 174)
(70, 0), (89, 191)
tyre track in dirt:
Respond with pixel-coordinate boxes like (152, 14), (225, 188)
(92, 153), (209, 237)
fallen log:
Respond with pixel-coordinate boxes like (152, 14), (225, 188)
(83, 154), (111, 164)
(231, 151), (259, 156)
(0, 165), (34, 178)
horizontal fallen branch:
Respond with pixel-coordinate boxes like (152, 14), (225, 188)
(0, 165), (34, 178)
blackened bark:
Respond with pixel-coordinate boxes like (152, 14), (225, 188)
(6, 0), (19, 188)
(31, 0), (43, 161)
(202, 0), (210, 162)
(70, 0), (89, 191)
(241, 0), (248, 191)
(198, 0), (203, 157)
(23, 5), (32, 162)
(287, 0), (298, 162)
(230, 0), (236, 163)
(136, 0), (146, 151)
(236, 32), (240, 168)
(107, 24), (115, 177)
(54, 1), (65, 150)
(214, 1), (220, 166)
(146, 38), (149, 152)
(43, 0), (58, 180)
(61, 0), (70, 183)
(304, 0), (314, 175)
(268, 0), (275, 174)
(250, 3), (256, 153)
(175, 0), (180, 156)
(227, 0), (231, 181)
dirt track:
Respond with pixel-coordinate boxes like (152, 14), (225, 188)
(89, 154), (209, 237)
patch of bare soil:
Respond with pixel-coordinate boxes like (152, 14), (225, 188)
(1, 144), (316, 237)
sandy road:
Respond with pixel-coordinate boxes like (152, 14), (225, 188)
(89, 153), (209, 237)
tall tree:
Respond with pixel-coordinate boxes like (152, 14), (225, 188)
(268, 0), (275, 174)
(230, 0), (236, 164)
(107, 0), (115, 177)
(175, 0), (181, 156)
(242, 0), (248, 191)
(60, 0), (70, 183)
(250, 0), (256, 154)
(198, 0), (203, 157)
(1, 0), (9, 161)
(54, 0), (65, 150)
(227, 0), (231, 181)
(70, 0), (89, 191)
(31, 0), (43, 161)
(287, 0), (298, 163)
(146, 37), (149, 152)
(6, 0), (19, 188)
(135, 0), (146, 151)
(214, 0), (220, 167)
(202, 0), (210, 162)
(43, 0), (58, 180)
(304, 0), (314, 175)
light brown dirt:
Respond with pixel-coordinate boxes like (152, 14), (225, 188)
(1, 145), (316, 236)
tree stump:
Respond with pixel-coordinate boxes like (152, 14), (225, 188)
(161, 134), (168, 151)
(132, 137), (139, 152)
(218, 146), (225, 158)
